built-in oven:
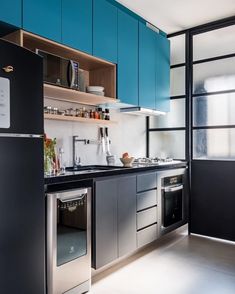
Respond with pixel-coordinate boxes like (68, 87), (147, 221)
(47, 188), (91, 294)
(36, 49), (79, 90)
(162, 175), (183, 227)
(158, 168), (188, 236)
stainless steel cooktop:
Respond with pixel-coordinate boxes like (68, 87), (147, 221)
(133, 157), (182, 166)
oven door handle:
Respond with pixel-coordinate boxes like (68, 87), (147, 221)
(54, 188), (88, 202)
(163, 184), (183, 192)
(59, 194), (86, 202)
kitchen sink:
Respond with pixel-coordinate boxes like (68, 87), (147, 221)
(66, 165), (123, 173)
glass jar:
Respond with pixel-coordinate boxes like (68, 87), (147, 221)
(105, 108), (110, 120)
(94, 108), (100, 119)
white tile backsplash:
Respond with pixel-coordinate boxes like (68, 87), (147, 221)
(44, 99), (146, 167)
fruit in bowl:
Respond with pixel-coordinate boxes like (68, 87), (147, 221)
(120, 152), (135, 167)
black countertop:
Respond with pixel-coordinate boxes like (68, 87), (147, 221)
(45, 161), (187, 186)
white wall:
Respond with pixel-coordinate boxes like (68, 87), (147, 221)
(44, 98), (146, 167)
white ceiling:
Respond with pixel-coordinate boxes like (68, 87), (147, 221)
(116, 0), (235, 34)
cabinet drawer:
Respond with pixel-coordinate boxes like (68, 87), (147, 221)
(137, 224), (158, 248)
(137, 172), (157, 192)
(137, 207), (157, 230)
(137, 190), (157, 211)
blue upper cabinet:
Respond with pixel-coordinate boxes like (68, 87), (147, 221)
(139, 22), (156, 110)
(62, 0), (92, 54)
(93, 0), (118, 63)
(156, 34), (170, 112)
(118, 10), (138, 105)
(0, 0), (21, 27)
(23, 0), (62, 43)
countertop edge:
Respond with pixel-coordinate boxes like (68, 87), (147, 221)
(44, 162), (188, 186)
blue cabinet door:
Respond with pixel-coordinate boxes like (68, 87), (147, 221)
(139, 22), (156, 109)
(62, 0), (92, 54)
(156, 34), (170, 112)
(93, 0), (118, 63)
(23, 0), (61, 43)
(0, 0), (21, 27)
(118, 10), (138, 105)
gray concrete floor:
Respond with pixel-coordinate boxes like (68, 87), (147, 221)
(91, 229), (235, 294)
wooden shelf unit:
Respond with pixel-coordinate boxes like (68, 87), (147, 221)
(4, 30), (117, 106)
(44, 113), (117, 124)
(44, 83), (118, 106)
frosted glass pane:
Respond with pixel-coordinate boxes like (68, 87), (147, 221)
(193, 57), (235, 94)
(149, 131), (185, 159)
(193, 25), (235, 61)
(170, 34), (185, 65)
(170, 66), (185, 96)
(193, 93), (235, 127)
(150, 98), (185, 128)
(193, 129), (235, 160)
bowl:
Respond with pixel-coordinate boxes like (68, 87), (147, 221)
(120, 157), (135, 167)
(87, 86), (104, 92)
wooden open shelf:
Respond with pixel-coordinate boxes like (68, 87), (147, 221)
(3, 30), (117, 105)
(44, 83), (118, 106)
(44, 113), (117, 125)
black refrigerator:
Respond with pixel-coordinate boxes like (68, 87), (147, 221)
(0, 39), (45, 293)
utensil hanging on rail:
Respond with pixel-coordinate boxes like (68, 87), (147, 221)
(100, 127), (106, 153)
(105, 127), (111, 156)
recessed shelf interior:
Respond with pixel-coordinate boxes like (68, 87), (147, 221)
(3, 30), (117, 101)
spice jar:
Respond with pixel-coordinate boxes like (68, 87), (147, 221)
(75, 108), (81, 117)
(105, 108), (110, 120)
(97, 107), (103, 119)
(94, 108), (100, 119)
(84, 108), (89, 118)
(53, 107), (58, 115)
(47, 106), (52, 114)
(44, 106), (49, 114)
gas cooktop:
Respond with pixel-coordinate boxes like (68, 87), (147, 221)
(133, 158), (182, 166)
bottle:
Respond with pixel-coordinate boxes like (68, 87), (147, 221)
(94, 108), (100, 119)
(84, 109), (89, 118)
(98, 107), (103, 119)
(105, 108), (110, 120)
(59, 148), (66, 174)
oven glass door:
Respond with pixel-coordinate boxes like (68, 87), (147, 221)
(163, 186), (183, 227)
(57, 195), (87, 266)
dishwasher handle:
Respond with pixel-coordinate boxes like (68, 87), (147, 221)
(48, 188), (88, 202)
(163, 184), (183, 193)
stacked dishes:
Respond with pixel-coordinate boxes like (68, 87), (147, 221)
(87, 86), (105, 96)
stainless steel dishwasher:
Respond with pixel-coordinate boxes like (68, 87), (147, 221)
(47, 188), (91, 294)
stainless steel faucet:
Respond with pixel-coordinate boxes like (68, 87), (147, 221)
(72, 136), (87, 168)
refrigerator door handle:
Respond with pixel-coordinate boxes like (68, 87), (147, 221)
(0, 133), (44, 138)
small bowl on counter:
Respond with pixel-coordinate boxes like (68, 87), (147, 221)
(120, 157), (135, 167)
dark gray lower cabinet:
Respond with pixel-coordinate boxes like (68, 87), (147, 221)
(93, 175), (137, 269)
(94, 178), (118, 269)
(118, 176), (137, 257)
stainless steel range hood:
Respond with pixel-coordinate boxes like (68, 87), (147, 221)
(120, 106), (166, 116)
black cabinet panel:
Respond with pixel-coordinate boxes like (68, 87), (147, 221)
(191, 161), (235, 241)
